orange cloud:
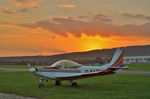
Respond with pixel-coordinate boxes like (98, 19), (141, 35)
(0, 22), (150, 57)
(2, 8), (28, 14)
(57, 5), (76, 8)
(17, 2), (38, 7)
(18, 17), (150, 38)
(13, 0), (44, 7)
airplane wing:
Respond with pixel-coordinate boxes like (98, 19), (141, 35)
(56, 71), (115, 80)
(81, 71), (115, 77)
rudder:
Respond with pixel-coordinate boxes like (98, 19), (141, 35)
(109, 48), (124, 67)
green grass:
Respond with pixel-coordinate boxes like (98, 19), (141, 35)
(126, 63), (150, 71)
(0, 71), (150, 99)
(0, 65), (28, 68)
(0, 65), (43, 69)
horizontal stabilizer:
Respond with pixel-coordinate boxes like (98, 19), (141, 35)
(109, 66), (129, 69)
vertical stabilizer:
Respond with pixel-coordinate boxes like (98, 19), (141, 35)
(109, 48), (124, 67)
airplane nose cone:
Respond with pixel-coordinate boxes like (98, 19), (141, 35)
(29, 68), (36, 72)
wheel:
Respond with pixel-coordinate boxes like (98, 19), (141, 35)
(55, 81), (61, 86)
(39, 83), (44, 87)
(71, 82), (78, 87)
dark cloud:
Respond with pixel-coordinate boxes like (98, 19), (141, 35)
(92, 13), (112, 22)
(121, 12), (150, 20)
(77, 16), (89, 19)
(18, 16), (150, 37)
(2, 8), (28, 14)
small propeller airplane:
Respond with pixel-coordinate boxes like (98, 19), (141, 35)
(28, 48), (128, 87)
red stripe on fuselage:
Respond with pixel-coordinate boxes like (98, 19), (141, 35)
(111, 51), (123, 67)
(82, 71), (115, 76)
(37, 69), (81, 72)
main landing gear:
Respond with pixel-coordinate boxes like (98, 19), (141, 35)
(70, 80), (78, 87)
(71, 82), (78, 87)
(38, 79), (61, 87)
(55, 80), (61, 86)
(38, 79), (78, 87)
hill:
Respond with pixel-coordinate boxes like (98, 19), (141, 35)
(0, 45), (150, 65)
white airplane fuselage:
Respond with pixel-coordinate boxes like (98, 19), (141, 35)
(35, 64), (113, 80)
(28, 48), (128, 87)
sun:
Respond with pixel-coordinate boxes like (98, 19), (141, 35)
(83, 40), (101, 51)
(80, 34), (103, 51)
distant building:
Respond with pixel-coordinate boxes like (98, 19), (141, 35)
(123, 56), (150, 64)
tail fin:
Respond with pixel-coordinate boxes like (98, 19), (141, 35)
(109, 48), (124, 67)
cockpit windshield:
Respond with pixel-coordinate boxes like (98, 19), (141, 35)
(51, 60), (82, 68)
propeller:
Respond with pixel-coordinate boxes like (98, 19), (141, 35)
(27, 63), (36, 72)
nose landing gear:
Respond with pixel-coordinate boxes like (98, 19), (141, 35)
(39, 79), (44, 87)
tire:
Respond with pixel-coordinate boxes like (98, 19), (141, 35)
(39, 84), (44, 87)
(55, 81), (61, 86)
(71, 82), (78, 87)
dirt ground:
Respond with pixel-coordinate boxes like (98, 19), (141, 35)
(0, 92), (38, 99)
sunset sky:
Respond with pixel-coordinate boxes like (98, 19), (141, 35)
(0, 0), (150, 57)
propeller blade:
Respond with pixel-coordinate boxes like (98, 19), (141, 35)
(29, 68), (36, 72)
(27, 63), (36, 72)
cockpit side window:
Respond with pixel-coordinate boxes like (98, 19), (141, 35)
(56, 65), (61, 68)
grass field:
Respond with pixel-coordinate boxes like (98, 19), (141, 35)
(126, 63), (150, 71)
(0, 71), (150, 99)
(0, 65), (41, 69)
(0, 65), (28, 68)
(0, 63), (150, 71)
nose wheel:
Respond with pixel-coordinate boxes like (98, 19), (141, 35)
(39, 79), (44, 87)
(39, 83), (44, 87)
